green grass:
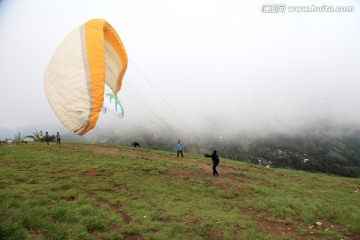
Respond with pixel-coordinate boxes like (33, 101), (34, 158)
(0, 142), (359, 240)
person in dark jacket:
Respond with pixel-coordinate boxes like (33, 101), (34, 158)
(45, 132), (50, 145)
(56, 132), (61, 144)
(204, 150), (219, 176)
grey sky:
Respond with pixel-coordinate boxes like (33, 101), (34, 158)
(0, 0), (360, 139)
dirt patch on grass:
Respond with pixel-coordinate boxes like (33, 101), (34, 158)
(61, 195), (75, 201)
(84, 169), (103, 176)
(83, 145), (164, 162)
(121, 231), (147, 240)
(204, 229), (224, 240)
(165, 168), (208, 178)
(28, 228), (42, 237)
(86, 191), (146, 240)
(109, 224), (146, 240)
(164, 158), (261, 192)
(249, 167), (293, 179)
(348, 233), (360, 240)
(109, 180), (130, 191)
(157, 216), (174, 224)
(87, 191), (131, 223)
(209, 181), (244, 193)
(238, 207), (355, 240)
(185, 158), (263, 184)
(316, 218), (360, 240)
(240, 207), (303, 239)
(84, 146), (121, 155)
(0, 159), (10, 164)
(111, 203), (132, 224)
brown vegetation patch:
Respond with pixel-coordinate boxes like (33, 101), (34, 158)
(61, 196), (75, 201)
(239, 207), (302, 239)
(109, 223), (147, 240)
(316, 218), (360, 240)
(84, 145), (163, 162)
(209, 181), (245, 193)
(251, 167), (294, 180)
(165, 168), (208, 178)
(192, 220), (200, 226)
(112, 203), (132, 224)
(210, 181), (230, 190)
(157, 217), (174, 223)
(127, 151), (162, 161)
(58, 169), (71, 174)
(204, 229), (224, 240)
(86, 191), (132, 224)
(155, 209), (174, 224)
(86, 191), (147, 239)
(109, 180), (129, 191)
(348, 232), (360, 240)
(240, 205), (358, 240)
(15, 179), (26, 184)
(122, 152), (140, 159)
(276, 173), (294, 180)
(84, 169), (103, 176)
(108, 223), (119, 232)
(84, 146), (121, 155)
(238, 208), (347, 240)
(0, 159), (10, 164)
(185, 158), (263, 185)
(28, 228), (42, 237)
(121, 231), (147, 240)
(164, 161), (257, 195)
(87, 230), (107, 240)
(145, 152), (162, 160)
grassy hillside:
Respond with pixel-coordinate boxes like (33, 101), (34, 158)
(0, 143), (359, 240)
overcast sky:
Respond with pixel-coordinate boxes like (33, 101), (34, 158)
(0, 0), (360, 139)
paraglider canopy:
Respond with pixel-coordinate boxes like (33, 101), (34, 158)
(102, 92), (125, 118)
(44, 18), (128, 135)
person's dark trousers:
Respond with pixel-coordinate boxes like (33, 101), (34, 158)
(177, 150), (183, 157)
(212, 162), (219, 175)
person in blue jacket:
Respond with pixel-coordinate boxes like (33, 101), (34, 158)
(177, 140), (184, 157)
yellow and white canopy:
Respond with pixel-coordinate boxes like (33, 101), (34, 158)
(44, 18), (127, 135)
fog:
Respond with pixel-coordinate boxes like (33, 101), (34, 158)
(1, 0), (360, 141)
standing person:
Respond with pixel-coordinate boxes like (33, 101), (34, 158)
(39, 131), (44, 143)
(45, 132), (50, 145)
(177, 140), (184, 157)
(56, 132), (61, 145)
(204, 150), (220, 176)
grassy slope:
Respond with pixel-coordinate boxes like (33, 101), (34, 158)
(0, 143), (359, 240)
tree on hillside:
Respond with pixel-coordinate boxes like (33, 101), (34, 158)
(25, 129), (43, 142)
(13, 132), (24, 143)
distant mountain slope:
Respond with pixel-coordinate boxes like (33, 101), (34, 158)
(212, 133), (360, 178)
